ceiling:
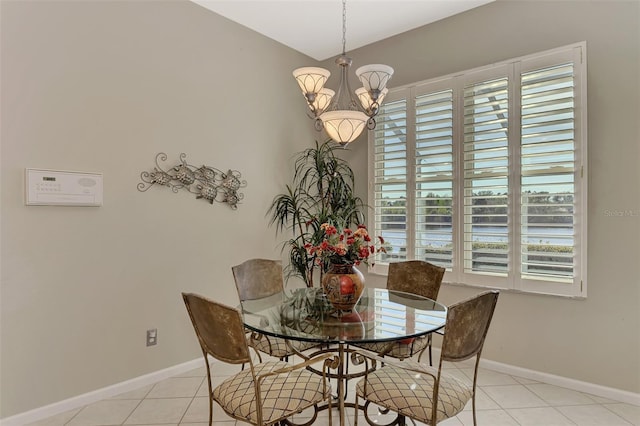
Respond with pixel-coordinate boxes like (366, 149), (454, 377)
(191, 0), (494, 61)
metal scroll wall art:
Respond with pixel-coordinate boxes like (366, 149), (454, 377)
(137, 153), (246, 209)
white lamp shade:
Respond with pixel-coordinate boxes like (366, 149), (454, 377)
(320, 110), (368, 144)
(355, 64), (394, 92)
(312, 88), (335, 113)
(356, 87), (388, 111)
(293, 67), (331, 94)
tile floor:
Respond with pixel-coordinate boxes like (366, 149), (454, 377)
(27, 353), (640, 426)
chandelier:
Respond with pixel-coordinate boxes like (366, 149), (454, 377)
(293, 0), (394, 146)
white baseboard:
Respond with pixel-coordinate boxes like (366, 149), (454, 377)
(2, 353), (638, 425)
(431, 348), (640, 407)
(0, 358), (204, 426)
(479, 357), (640, 406)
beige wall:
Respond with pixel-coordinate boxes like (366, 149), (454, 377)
(330, 0), (640, 394)
(1, 0), (639, 419)
(0, 0), (318, 417)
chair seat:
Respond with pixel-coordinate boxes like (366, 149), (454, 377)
(355, 360), (472, 424)
(214, 360), (330, 424)
(353, 335), (430, 359)
(247, 334), (318, 358)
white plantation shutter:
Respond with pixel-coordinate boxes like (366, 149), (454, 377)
(414, 89), (454, 269)
(369, 43), (586, 297)
(373, 96), (409, 265)
(520, 63), (575, 282)
(517, 45), (586, 296)
(462, 76), (510, 278)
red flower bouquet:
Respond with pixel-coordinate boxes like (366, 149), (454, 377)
(305, 223), (386, 267)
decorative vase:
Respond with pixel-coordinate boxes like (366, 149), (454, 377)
(321, 263), (365, 312)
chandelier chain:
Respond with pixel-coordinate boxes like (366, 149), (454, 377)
(341, 0), (347, 55)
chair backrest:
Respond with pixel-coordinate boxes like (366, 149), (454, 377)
(232, 259), (284, 301)
(387, 260), (445, 301)
(182, 292), (251, 365)
(441, 290), (499, 362)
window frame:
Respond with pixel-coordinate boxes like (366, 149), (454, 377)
(368, 42), (588, 298)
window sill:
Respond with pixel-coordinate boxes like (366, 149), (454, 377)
(443, 280), (586, 300)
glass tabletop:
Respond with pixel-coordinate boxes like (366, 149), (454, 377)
(240, 287), (447, 344)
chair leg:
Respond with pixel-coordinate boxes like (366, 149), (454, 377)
(416, 336), (433, 366)
(472, 353), (480, 426)
(203, 353), (214, 426)
(354, 394), (359, 426)
(472, 389), (477, 426)
(208, 396), (213, 426)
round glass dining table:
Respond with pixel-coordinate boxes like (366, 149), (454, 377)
(239, 287), (447, 425)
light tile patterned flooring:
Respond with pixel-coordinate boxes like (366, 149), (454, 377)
(27, 353), (640, 426)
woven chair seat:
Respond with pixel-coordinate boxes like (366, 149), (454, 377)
(353, 335), (430, 360)
(247, 334), (317, 359)
(355, 360), (472, 424)
(213, 360), (329, 424)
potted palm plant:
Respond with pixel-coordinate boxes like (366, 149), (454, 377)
(268, 140), (366, 287)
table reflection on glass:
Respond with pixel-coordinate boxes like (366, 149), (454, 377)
(240, 287), (447, 426)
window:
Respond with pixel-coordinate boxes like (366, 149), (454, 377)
(369, 43), (587, 297)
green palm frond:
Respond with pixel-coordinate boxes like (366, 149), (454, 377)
(267, 139), (366, 287)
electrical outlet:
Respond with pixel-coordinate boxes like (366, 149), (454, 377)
(146, 328), (157, 346)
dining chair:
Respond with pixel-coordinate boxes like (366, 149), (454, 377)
(353, 290), (499, 426)
(182, 292), (334, 426)
(232, 258), (318, 360)
(353, 260), (446, 365)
